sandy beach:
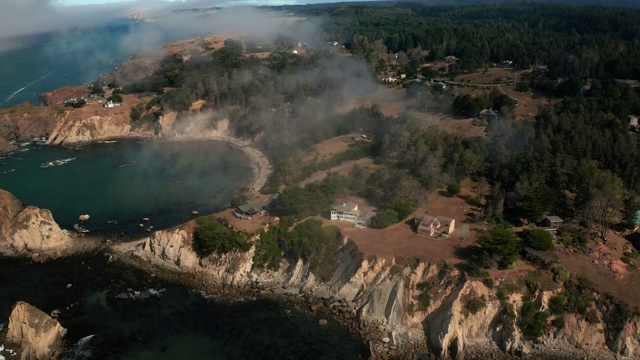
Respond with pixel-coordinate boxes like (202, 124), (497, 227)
(207, 135), (272, 196)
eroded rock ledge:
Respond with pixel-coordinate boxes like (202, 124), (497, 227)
(114, 224), (640, 360)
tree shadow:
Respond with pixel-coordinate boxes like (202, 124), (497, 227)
(458, 193), (483, 207)
(438, 190), (453, 198)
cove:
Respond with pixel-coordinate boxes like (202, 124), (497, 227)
(0, 140), (254, 234)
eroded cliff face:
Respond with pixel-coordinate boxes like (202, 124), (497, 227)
(4, 301), (67, 360)
(132, 225), (640, 360)
(0, 201), (75, 257)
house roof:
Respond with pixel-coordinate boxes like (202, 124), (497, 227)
(238, 201), (267, 215)
(480, 108), (498, 116)
(615, 79), (640, 86)
(416, 214), (439, 227)
(332, 202), (358, 213)
(437, 216), (454, 226)
(545, 215), (563, 223)
(358, 207), (378, 221)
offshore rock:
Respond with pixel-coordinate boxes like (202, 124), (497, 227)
(4, 301), (67, 360)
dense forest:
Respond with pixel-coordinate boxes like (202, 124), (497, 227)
(119, 1), (640, 233)
(303, 2), (640, 79)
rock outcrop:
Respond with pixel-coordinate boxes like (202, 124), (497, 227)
(7, 206), (74, 255)
(129, 224), (640, 360)
(4, 301), (67, 360)
(0, 189), (22, 236)
(0, 191), (75, 257)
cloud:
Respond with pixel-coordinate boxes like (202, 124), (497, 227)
(0, 0), (197, 46)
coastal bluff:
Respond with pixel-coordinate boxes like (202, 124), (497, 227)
(3, 301), (67, 360)
(126, 223), (640, 360)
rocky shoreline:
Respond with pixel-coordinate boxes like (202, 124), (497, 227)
(1, 218), (639, 360)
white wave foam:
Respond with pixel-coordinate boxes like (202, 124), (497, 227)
(1, 71), (54, 105)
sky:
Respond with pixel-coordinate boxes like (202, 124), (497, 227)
(52, 0), (185, 5)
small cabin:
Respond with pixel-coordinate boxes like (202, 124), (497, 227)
(543, 215), (564, 229)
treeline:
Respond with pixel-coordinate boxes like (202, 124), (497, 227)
(308, 2), (640, 78)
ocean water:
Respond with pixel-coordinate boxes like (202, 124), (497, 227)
(0, 20), (207, 109)
(0, 253), (366, 360)
(0, 140), (253, 234)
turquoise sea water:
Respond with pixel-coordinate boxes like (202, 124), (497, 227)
(0, 140), (253, 234)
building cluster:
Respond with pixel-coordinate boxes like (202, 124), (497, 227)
(64, 97), (85, 107)
(104, 100), (121, 108)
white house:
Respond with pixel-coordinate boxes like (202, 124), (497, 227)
(104, 100), (121, 108)
(331, 202), (359, 222)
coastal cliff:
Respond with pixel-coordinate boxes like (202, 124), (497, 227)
(125, 224), (640, 360)
(3, 301), (67, 360)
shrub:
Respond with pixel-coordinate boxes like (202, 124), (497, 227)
(390, 265), (402, 276)
(107, 93), (123, 103)
(518, 300), (549, 339)
(483, 277), (495, 288)
(524, 229), (554, 251)
(548, 294), (566, 315)
(447, 182), (461, 196)
(130, 106), (142, 121)
(467, 297), (485, 314)
(552, 266), (570, 283)
(551, 317), (565, 329)
(193, 217), (250, 256)
(556, 227), (588, 252)
(370, 209), (399, 229)
(70, 99), (86, 108)
(408, 256), (421, 270)
(417, 289), (431, 310)
(416, 281), (432, 292)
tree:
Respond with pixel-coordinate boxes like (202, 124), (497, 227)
(69, 99), (86, 108)
(130, 106), (142, 122)
(420, 66), (437, 79)
(524, 229), (554, 251)
(622, 197), (640, 230)
(476, 223), (522, 268)
(193, 217), (250, 256)
(90, 83), (104, 94)
(107, 94), (123, 103)
(447, 182), (461, 196)
(370, 209), (399, 229)
(385, 199), (414, 220)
